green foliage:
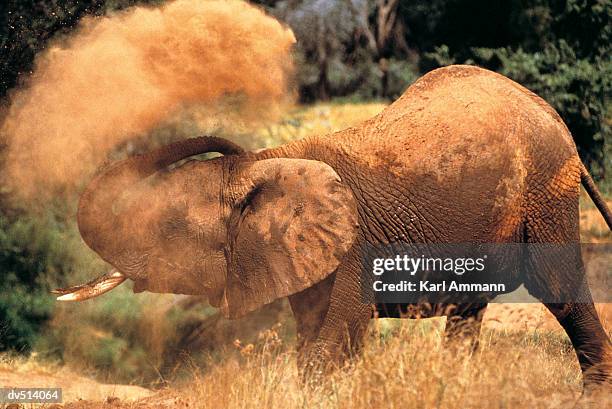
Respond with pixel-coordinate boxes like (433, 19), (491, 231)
(425, 45), (456, 67)
(0, 285), (53, 352)
(0, 209), (82, 351)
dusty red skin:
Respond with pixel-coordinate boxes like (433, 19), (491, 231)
(70, 65), (611, 392)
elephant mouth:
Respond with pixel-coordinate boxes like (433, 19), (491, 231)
(52, 269), (127, 301)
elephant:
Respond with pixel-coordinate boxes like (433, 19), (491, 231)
(54, 65), (612, 393)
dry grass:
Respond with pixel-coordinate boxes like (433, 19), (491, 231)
(4, 319), (612, 408)
(580, 194), (612, 243)
(0, 351), (60, 376)
(77, 321), (609, 409)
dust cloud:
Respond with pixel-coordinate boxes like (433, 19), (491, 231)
(1, 0), (295, 198)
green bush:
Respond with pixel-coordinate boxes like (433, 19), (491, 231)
(0, 285), (53, 352)
(0, 210), (79, 351)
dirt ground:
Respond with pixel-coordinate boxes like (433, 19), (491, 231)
(0, 366), (152, 403)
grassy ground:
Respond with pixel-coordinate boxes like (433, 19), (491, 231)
(3, 308), (611, 408)
(1, 102), (610, 408)
(58, 318), (610, 409)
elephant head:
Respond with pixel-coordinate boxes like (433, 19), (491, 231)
(54, 136), (358, 318)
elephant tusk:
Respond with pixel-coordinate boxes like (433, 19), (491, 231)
(52, 269), (127, 301)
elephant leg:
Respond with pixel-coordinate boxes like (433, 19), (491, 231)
(298, 259), (373, 379)
(545, 302), (612, 389)
(523, 185), (611, 390)
(288, 274), (334, 370)
(300, 303), (371, 380)
(444, 303), (488, 352)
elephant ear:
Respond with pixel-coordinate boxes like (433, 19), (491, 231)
(223, 159), (358, 319)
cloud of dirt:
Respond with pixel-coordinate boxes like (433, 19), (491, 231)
(1, 0), (295, 199)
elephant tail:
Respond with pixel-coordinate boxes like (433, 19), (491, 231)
(580, 162), (612, 230)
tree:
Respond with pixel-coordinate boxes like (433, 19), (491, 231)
(264, 0), (417, 101)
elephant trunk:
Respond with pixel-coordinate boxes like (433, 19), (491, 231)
(77, 136), (244, 267)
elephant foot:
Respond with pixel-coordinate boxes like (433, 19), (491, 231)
(575, 367), (612, 409)
(297, 347), (327, 384)
(297, 341), (347, 388)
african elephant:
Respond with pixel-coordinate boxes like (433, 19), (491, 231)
(55, 65), (612, 392)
